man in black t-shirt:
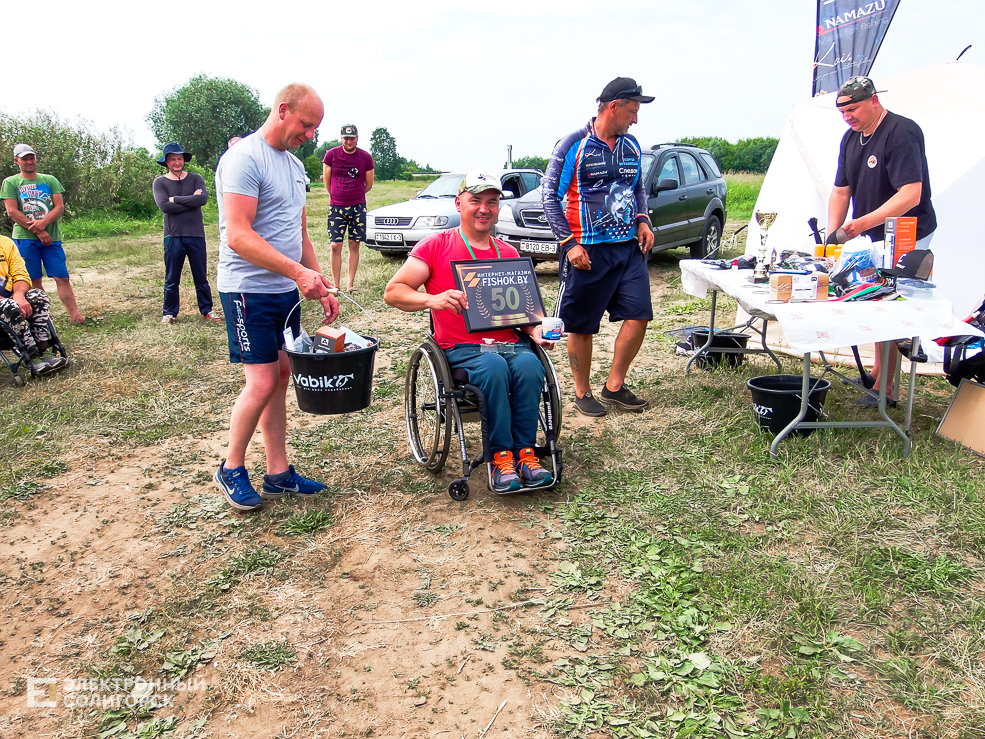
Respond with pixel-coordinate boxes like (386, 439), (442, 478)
(827, 76), (937, 406)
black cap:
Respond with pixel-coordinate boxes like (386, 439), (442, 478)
(597, 77), (654, 104)
(883, 250), (934, 280)
(835, 76), (886, 107)
(341, 124), (358, 137)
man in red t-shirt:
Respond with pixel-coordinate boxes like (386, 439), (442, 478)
(322, 124), (374, 293)
(385, 169), (555, 494)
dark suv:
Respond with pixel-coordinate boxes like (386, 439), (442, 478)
(495, 144), (727, 261)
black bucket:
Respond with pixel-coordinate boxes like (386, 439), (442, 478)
(747, 374), (831, 436)
(691, 329), (750, 368)
(286, 337), (378, 415)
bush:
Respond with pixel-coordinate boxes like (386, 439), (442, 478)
(0, 110), (160, 230)
(677, 136), (778, 173)
(303, 154), (322, 181)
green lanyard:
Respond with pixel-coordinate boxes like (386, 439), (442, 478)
(459, 229), (501, 260)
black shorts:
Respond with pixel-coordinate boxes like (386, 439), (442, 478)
(328, 204), (367, 243)
(555, 240), (652, 334)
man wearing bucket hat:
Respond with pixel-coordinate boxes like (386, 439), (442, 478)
(2, 144), (86, 325)
(323, 124), (374, 293)
(384, 169), (555, 494)
(152, 143), (219, 324)
(542, 77), (655, 418)
(213, 83), (340, 512)
(827, 76), (937, 407)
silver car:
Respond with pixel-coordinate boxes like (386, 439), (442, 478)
(365, 169), (543, 255)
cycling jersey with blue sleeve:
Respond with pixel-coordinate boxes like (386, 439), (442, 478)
(542, 119), (648, 247)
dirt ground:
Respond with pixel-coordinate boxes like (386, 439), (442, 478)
(0, 258), (689, 738)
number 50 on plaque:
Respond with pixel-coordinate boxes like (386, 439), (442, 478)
(451, 258), (547, 333)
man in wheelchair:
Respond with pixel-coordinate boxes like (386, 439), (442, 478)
(384, 170), (555, 493)
(1, 234), (67, 376)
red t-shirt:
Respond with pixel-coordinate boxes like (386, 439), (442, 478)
(322, 146), (374, 206)
(409, 229), (520, 349)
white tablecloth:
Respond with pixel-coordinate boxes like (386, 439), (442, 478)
(679, 260), (982, 353)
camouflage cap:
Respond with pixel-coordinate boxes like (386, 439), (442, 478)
(835, 76), (886, 107)
(341, 124), (358, 137)
(458, 169), (504, 196)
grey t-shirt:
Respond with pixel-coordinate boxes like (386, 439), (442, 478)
(216, 133), (308, 293)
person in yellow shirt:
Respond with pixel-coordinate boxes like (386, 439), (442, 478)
(0, 235), (66, 375)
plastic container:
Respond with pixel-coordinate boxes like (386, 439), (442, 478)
(896, 279), (935, 300)
(747, 374), (831, 436)
(691, 329), (751, 369)
(285, 338), (378, 414)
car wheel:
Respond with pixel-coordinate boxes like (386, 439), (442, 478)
(690, 215), (722, 259)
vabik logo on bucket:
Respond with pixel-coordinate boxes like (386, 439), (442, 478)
(293, 372), (355, 391)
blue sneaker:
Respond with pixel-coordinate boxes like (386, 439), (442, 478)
(214, 461), (263, 512)
(261, 465), (327, 499)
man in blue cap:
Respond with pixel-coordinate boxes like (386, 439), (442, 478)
(153, 143), (219, 324)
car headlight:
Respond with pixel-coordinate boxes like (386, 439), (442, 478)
(413, 215), (449, 229)
(366, 215), (374, 226)
(498, 205), (515, 224)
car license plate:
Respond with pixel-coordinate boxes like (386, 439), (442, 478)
(377, 233), (403, 244)
(521, 241), (558, 255)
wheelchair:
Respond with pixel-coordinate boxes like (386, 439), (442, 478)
(0, 315), (69, 387)
(404, 332), (564, 501)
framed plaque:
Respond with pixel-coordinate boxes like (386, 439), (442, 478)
(451, 258), (547, 333)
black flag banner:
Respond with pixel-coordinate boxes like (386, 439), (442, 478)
(813, 0), (901, 96)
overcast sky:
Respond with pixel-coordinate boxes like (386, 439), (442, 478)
(5, 0), (982, 171)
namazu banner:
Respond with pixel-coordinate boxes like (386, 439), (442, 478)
(813, 0), (901, 96)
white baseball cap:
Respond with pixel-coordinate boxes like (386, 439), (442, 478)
(13, 144), (36, 158)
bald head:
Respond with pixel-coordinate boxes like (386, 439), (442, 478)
(274, 83), (321, 113)
(261, 83), (324, 151)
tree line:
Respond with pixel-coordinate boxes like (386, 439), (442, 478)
(2, 73), (780, 232)
(505, 137), (779, 175)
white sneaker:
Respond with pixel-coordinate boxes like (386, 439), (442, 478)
(161, 315), (176, 325)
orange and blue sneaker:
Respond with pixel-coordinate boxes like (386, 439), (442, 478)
(516, 447), (553, 488)
(490, 451), (522, 494)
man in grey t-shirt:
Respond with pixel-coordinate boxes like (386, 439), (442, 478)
(213, 82), (340, 512)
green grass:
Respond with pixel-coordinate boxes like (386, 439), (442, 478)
(725, 171), (765, 222)
(6, 174), (985, 738)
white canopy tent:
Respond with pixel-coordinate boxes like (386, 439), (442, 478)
(747, 61), (985, 319)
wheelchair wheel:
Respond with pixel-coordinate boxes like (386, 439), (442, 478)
(530, 341), (563, 440)
(448, 480), (470, 501)
(12, 374), (25, 387)
(405, 340), (454, 472)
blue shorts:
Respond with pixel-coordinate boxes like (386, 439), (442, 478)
(15, 239), (69, 280)
(220, 290), (301, 364)
(555, 239), (652, 334)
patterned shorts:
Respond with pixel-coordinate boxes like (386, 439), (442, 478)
(327, 204), (367, 243)
(0, 288), (52, 353)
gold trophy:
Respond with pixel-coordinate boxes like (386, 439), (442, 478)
(752, 211), (777, 285)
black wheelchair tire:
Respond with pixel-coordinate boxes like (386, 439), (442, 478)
(449, 480), (470, 501)
(405, 340), (454, 472)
